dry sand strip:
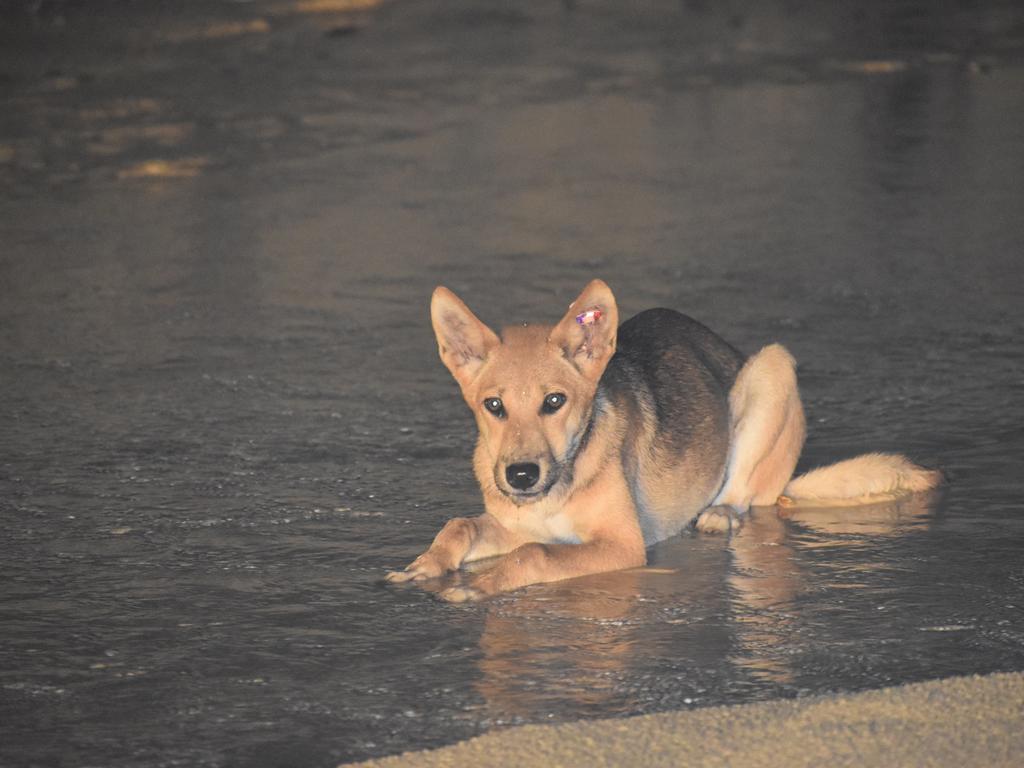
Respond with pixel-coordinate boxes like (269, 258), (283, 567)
(344, 671), (1024, 768)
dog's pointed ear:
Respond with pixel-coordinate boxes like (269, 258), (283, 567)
(549, 279), (618, 383)
(431, 286), (501, 390)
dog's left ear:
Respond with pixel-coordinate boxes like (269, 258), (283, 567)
(549, 279), (618, 383)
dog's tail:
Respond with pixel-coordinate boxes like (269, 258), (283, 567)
(779, 452), (941, 508)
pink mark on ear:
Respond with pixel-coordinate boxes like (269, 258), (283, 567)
(575, 307), (603, 326)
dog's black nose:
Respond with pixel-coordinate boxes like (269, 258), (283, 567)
(506, 462), (540, 491)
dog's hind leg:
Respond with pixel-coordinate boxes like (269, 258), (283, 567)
(696, 344), (806, 532)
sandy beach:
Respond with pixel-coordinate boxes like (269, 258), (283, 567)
(348, 671), (1024, 767)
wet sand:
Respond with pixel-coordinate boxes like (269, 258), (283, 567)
(348, 671), (1024, 767)
(3, 1), (1024, 766)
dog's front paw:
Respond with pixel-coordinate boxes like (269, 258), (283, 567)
(695, 506), (744, 534)
(385, 552), (449, 583)
(438, 585), (486, 603)
(438, 569), (502, 602)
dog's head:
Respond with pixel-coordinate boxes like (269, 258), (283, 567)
(431, 280), (618, 504)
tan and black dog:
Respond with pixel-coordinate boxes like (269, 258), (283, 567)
(387, 280), (939, 601)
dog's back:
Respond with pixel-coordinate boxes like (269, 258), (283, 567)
(601, 309), (745, 543)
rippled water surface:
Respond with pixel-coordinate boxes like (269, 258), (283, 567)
(2, 1), (1024, 766)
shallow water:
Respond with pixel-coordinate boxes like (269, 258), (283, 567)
(2, 0), (1024, 766)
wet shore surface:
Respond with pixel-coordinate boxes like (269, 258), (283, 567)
(2, 1), (1024, 766)
(350, 671), (1024, 768)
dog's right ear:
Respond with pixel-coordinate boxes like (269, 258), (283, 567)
(431, 286), (500, 390)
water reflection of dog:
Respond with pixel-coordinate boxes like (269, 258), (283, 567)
(471, 492), (938, 716)
(471, 556), (732, 721)
(473, 569), (646, 720)
(728, 491), (939, 685)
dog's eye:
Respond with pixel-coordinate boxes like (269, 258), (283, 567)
(542, 392), (567, 414)
(483, 397), (505, 417)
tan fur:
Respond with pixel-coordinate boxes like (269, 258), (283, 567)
(782, 453), (942, 507)
(716, 344), (807, 507)
(695, 345), (807, 533)
(387, 281), (941, 600)
(388, 280), (645, 601)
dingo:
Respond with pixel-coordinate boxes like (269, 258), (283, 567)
(387, 280), (939, 601)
